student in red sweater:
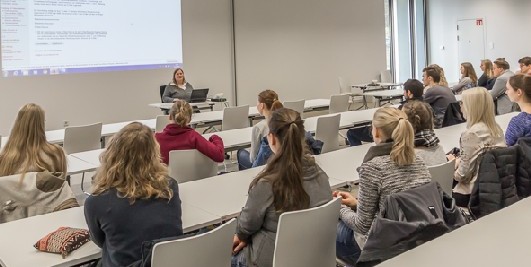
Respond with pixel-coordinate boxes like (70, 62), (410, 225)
(155, 100), (225, 164)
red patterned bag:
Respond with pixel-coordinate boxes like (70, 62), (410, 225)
(34, 227), (91, 258)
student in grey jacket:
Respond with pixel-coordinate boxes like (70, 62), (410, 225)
(231, 108), (332, 267)
(452, 62), (478, 94)
(334, 107), (431, 265)
(490, 59), (515, 115)
(162, 68), (194, 103)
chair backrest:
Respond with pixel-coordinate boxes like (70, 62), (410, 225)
(314, 114), (341, 153)
(329, 94), (350, 114)
(63, 122), (102, 154)
(428, 159), (455, 195)
(273, 198), (341, 267)
(337, 76), (351, 94)
(159, 85), (166, 101)
(168, 149), (218, 183)
(151, 219), (236, 267)
(283, 100), (305, 114)
(222, 105), (249, 131)
(155, 115), (168, 133)
(380, 70), (392, 83)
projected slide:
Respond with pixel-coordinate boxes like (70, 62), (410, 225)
(0, 0), (182, 77)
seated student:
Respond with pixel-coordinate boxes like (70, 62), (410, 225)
(398, 78), (424, 109)
(490, 59), (515, 115)
(422, 67), (457, 128)
(518, 56), (531, 75)
(84, 122), (183, 267)
(334, 107), (431, 265)
(478, 59), (495, 88)
(237, 90), (283, 170)
(0, 103), (66, 177)
(231, 108), (332, 267)
(447, 87), (505, 207)
(505, 74), (531, 146)
(155, 100), (224, 164)
(452, 62), (478, 94)
(425, 64), (449, 90)
(402, 101), (447, 166)
(162, 68), (194, 103)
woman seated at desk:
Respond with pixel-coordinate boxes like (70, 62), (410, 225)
(84, 122), (183, 267)
(162, 68), (194, 103)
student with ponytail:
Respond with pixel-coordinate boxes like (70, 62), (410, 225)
(334, 107), (431, 265)
(237, 89), (283, 170)
(231, 108), (332, 267)
(155, 100), (224, 164)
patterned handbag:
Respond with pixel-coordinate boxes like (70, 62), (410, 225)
(34, 227), (91, 258)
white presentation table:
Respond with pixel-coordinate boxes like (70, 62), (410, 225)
(379, 196), (531, 267)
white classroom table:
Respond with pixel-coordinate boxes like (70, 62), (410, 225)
(363, 89), (404, 107)
(149, 101), (218, 111)
(314, 144), (371, 183)
(203, 127), (253, 152)
(378, 196), (531, 267)
(66, 155), (98, 175)
(0, 203), (221, 267)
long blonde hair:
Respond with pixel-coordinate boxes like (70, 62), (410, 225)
(92, 122), (173, 201)
(0, 103), (66, 178)
(372, 107), (416, 166)
(481, 59), (494, 79)
(461, 87), (504, 137)
(169, 100), (192, 127)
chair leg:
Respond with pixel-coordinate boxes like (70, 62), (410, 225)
(80, 172), (91, 196)
(66, 175), (71, 185)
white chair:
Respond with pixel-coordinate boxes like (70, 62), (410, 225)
(283, 100), (305, 115)
(380, 69), (392, 83)
(339, 76), (366, 110)
(168, 149), (218, 183)
(337, 76), (351, 94)
(151, 219), (236, 267)
(222, 105), (249, 131)
(428, 159), (455, 195)
(273, 198), (341, 267)
(63, 122), (102, 154)
(155, 115), (168, 133)
(315, 114), (341, 154)
(63, 122), (102, 194)
(329, 94), (350, 114)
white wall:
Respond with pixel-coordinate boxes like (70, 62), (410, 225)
(427, 0), (531, 83)
(0, 0), (234, 135)
(233, 0), (387, 105)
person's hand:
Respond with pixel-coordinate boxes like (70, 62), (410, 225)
(232, 234), (247, 255)
(446, 154), (456, 162)
(333, 191), (358, 208)
(172, 98), (178, 103)
(454, 157), (461, 170)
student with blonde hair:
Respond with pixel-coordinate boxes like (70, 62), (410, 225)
(478, 59), (495, 88)
(505, 74), (531, 146)
(335, 107), (431, 265)
(155, 100), (224, 164)
(452, 62), (478, 94)
(0, 103), (66, 177)
(232, 108), (332, 267)
(85, 122), (183, 267)
(237, 89), (283, 170)
(447, 87), (505, 207)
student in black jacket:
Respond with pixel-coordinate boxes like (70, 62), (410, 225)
(84, 122), (183, 267)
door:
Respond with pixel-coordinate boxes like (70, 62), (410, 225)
(457, 19), (486, 70)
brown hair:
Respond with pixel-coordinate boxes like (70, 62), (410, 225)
(372, 107), (416, 166)
(461, 62), (478, 84)
(509, 74), (531, 103)
(518, 57), (531, 66)
(427, 64), (449, 87)
(481, 59), (494, 79)
(258, 89), (283, 111)
(249, 108), (312, 213)
(0, 103), (66, 178)
(423, 67), (441, 83)
(402, 101), (435, 132)
(493, 59), (510, 70)
(169, 100), (193, 127)
(92, 122), (173, 201)
(171, 68), (186, 85)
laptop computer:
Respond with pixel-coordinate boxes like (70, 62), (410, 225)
(189, 88), (209, 103)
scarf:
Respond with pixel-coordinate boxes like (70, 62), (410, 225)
(414, 130), (440, 148)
